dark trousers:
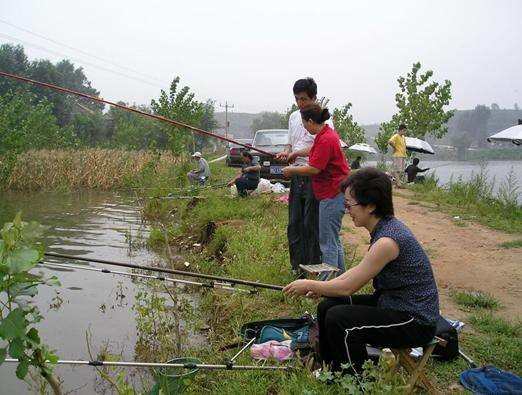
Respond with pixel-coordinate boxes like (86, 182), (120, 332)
(287, 175), (321, 270)
(235, 177), (259, 197)
(317, 294), (436, 373)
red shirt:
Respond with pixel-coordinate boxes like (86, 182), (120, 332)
(309, 124), (350, 200)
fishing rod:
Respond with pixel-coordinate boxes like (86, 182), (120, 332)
(39, 262), (256, 294)
(44, 252), (284, 291)
(0, 71), (274, 158)
(3, 358), (290, 371)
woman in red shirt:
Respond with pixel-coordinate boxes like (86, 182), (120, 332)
(283, 104), (349, 277)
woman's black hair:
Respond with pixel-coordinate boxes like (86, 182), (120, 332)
(241, 150), (253, 161)
(293, 77), (317, 98)
(340, 167), (394, 218)
(300, 103), (330, 124)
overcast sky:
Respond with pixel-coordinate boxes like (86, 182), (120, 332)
(1, 0), (521, 124)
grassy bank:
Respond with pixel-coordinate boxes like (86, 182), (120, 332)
(139, 162), (520, 394)
(408, 169), (522, 233)
(3, 149), (185, 191)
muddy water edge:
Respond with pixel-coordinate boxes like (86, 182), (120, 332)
(0, 190), (205, 394)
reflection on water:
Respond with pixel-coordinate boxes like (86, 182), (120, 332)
(0, 190), (172, 394)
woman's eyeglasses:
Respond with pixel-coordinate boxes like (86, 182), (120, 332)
(344, 201), (360, 210)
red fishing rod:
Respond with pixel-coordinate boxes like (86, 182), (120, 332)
(0, 70), (274, 157)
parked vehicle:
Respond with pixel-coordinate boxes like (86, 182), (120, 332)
(252, 129), (288, 180)
(226, 138), (253, 167)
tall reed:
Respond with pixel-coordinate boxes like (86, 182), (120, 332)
(5, 149), (182, 191)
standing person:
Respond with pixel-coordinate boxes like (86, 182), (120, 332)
(405, 158), (429, 183)
(187, 152), (210, 185)
(227, 151), (261, 197)
(388, 124), (407, 187)
(283, 168), (439, 374)
(275, 78), (323, 275)
(350, 156), (362, 170)
(282, 104), (349, 277)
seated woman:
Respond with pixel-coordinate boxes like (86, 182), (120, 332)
(283, 168), (439, 373)
(228, 151), (261, 197)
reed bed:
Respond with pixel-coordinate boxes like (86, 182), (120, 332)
(6, 149), (182, 191)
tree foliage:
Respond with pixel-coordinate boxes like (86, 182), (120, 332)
(392, 62), (453, 139)
(0, 90), (76, 155)
(0, 213), (61, 392)
(251, 111), (285, 132)
(151, 77), (207, 155)
(333, 103), (366, 145)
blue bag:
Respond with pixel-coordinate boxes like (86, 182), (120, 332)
(460, 365), (522, 394)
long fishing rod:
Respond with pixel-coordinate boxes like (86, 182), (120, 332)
(39, 262), (256, 294)
(0, 71), (274, 157)
(3, 358), (290, 371)
(44, 252), (284, 291)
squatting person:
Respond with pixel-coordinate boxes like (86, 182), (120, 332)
(283, 168), (440, 373)
(187, 152), (210, 185)
(227, 151), (261, 197)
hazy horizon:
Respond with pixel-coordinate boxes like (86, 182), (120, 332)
(1, 0), (521, 124)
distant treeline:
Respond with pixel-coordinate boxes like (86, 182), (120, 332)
(0, 43), (218, 157)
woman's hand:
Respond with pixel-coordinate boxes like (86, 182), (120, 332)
(283, 279), (313, 297)
(282, 166), (295, 179)
(287, 152), (298, 164)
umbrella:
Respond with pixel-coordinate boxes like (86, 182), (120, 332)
(405, 137), (435, 155)
(487, 123), (522, 146)
(347, 143), (378, 154)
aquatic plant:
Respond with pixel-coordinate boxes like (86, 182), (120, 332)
(5, 149), (181, 191)
(0, 213), (61, 394)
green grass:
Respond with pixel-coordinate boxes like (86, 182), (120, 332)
(468, 312), (521, 337)
(138, 162), (520, 393)
(452, 290), (501, 310)
(409, 170), (522, 234)
(498, 239), (522, 249)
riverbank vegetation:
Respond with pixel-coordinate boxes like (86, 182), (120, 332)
(136, 162), (521, 394)
(408, 167), (521, 233)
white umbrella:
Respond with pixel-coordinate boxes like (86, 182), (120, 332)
(347, 143), (378, 154)
(487, 124), (522, 146)
(405, 137), (435, 155)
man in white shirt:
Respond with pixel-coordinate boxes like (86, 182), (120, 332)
(276, 78), (323, 275)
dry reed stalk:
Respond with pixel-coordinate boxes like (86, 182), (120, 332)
(6, 149), (180, 191)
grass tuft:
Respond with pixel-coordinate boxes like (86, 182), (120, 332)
(498, 239), (522, 249)
(452, 290), (501, 310)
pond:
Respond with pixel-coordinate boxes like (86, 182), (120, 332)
(0, 190), (199, 394)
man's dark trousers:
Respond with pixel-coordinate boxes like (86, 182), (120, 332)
(288, 174), (321, 271)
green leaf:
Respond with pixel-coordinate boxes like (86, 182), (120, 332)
(15, 359), (29, 379)
(26, 328), (41, 346)
(0, 308), (27, 340)
(0, 347), (6, 364)
(6, 247), (40, 274)
(8, 338), (24, 358)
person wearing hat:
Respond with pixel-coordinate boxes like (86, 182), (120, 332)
(187, 152), (210, 185)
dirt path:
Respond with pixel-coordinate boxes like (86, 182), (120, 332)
(341, 191), (522, 321)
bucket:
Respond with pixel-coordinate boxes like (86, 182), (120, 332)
(149, 357), (201, 395)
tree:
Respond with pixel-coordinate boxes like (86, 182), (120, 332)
(0, 90), (76, 155)
(393, 62), (453, 139)
(251, 111), (285, 132)
(451, 131), (473, 160)
(491, 103), (500, 111)
(195, 100), (218, 151)
(515, 103), (520, 111)
(332, 103), (366, 145)
(0, 44), (29, 96)
(281, 104), (298, 127)
(150, 77), (205, 155)
(374, 120), (397, 163)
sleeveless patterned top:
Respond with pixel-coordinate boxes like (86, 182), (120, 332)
(370, 216), (439, 325)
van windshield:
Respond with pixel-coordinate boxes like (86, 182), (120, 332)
(254, 131), (288, 146)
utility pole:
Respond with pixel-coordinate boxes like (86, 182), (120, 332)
(220, 101), (234, 139)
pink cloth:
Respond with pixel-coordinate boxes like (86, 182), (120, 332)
(250, 340), (293, 362)
(277, 194), (289, 204)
